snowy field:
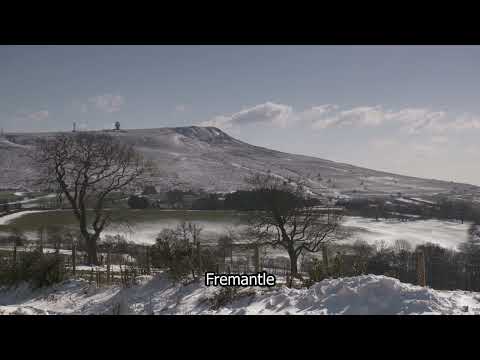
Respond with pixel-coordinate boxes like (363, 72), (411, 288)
(342, 217), (470, 250)
(1, 273), (479, 315)
(0, 210), (470, 250)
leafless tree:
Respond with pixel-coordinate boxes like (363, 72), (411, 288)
(244, 174), (343, 279)
(31, 132), (147, 265)
(393, 239), (413, 254)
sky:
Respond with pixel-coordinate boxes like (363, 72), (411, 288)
(1, 45), (480, 185)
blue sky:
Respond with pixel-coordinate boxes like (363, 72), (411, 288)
(1, 45), (480, 185)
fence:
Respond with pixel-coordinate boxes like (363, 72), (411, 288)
(3, 238), (480, 291)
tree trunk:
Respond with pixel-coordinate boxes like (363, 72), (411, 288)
(85, 234), (98, 265)
(288, 249), (298, 278)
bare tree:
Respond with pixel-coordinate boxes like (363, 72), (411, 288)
(244, 174), (343, 280)
(393, 239), (412, 254)
(31, 132), (146, 265)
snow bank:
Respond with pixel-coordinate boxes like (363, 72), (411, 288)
(1, 274), (480, 315)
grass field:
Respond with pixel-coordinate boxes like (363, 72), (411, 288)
(0, 192), (21, 202)
(0, 209), (249, 244)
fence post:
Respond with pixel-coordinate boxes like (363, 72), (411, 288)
(196, 242), (202, 275)
(254, 244), (260, 272)
(13, 239), (17, 267)
(38, 227), (44, 254)
(72, 242), (76, 278)
(106, 248), (111, 284)
(146, 246), (151, 275)
(322, 244), (329, 275)
(416, 250), (426, 287)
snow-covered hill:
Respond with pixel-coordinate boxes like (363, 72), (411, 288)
(1, 274), (479, 315)
(1, 127), (479, 198)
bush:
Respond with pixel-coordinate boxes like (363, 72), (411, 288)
(127, 195), (150, 209)
(142, 185), (158, 195)
(151, 225), (218, 283)
(306, 258), (327, 283)
(151, 229), (195, 282)
(208, 287), (240, 310)
(1, 251), (66, 288)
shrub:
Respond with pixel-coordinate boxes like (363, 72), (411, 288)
(307, 258), (327, 283)
(151, 229), (195, 282)
(2, 251), (66, 288)
(208, 287), (240, 310)
(127, 195), (150, 209)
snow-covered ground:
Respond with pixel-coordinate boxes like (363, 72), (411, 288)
(1, 273), (479, 315)
(342, 217), (470, 250)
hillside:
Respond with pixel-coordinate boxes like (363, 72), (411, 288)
(1, 126), (479, 199)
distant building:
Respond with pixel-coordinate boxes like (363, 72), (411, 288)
(115, 121), (121, 131)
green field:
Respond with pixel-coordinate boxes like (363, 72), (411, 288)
(0, 209), (249, 243)
(0, 192), (21, 202)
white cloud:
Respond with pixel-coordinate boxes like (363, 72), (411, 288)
(27, 110), (49, 122)
(89, 94), (124, 113)
(201, 102), (294, 129)
(14, 110), (49, 122)
(201, 102), (480, 134)
(309, 106), (385, 129)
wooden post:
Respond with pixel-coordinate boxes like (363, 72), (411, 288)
(322, 244), (329, 275)
(146, 246), (151, 275)
(416, 250), (426, 287)
(13, 239), (17, 267)
(72, 242), (76, 278)
(38, 227), (44, 254)
(106, 249), (111, 284)
(196, 242), (202, 275)
(119, 263), (123, 286)
(254, 244), (261, 272)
